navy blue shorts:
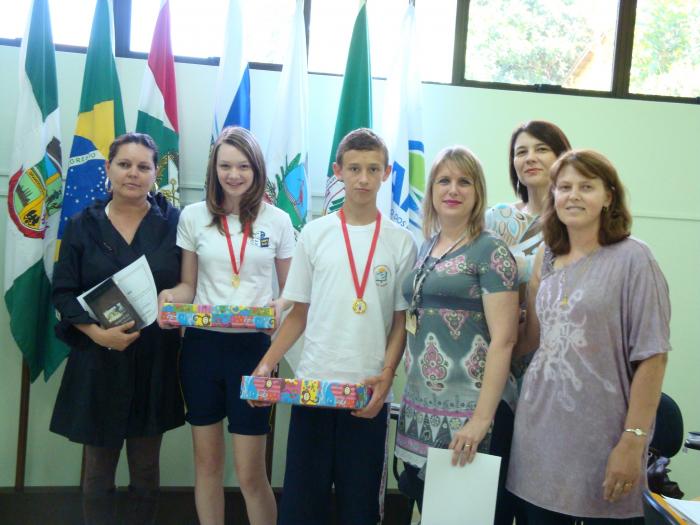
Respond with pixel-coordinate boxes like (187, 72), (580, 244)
(278, 404), (390, 525)
(179, 328), (271, 435)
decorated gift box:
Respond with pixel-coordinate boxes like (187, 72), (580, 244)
(240, 376), (373, 410)
(160, 303), (275, 330)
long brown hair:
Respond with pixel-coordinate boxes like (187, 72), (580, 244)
(205, 126), (267, 233)
(542, 149), (631, 255)
(422, 146), (487, 240)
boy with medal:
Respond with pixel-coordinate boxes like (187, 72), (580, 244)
(252, 129), (416, 524)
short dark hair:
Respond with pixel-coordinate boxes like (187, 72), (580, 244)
(335, 128), (389, 168)
(205, 126), (267, 233)
(108, 132), (159, 168)
(508, 120), (571, 202)
(542, 149), (632, 255)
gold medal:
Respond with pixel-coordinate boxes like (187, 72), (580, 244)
(222, 219), (250, 290)
(339, 209), (382, 318)
(352, 298), (367, 314)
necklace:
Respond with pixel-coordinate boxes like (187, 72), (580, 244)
(559, 248), (600, 306)
(406, 228), (472, 334)
(222, 217), (250, 288)
(339, 209), (382, 315)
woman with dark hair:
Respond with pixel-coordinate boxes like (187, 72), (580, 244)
(507, 150), (670, 524)
(51, 132), (185, 524)
(158, 126), (294, 525)
(486, 121), (571, 294)
(395, 146), (520, 524)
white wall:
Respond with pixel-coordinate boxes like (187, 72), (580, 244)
(1, 45), (699, 497)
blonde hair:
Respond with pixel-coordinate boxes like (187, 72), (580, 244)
(422, 146), (487, 240)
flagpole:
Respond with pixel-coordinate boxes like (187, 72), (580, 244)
(15, 361), (30, 491)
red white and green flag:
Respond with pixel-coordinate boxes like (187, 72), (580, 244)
(322, 0), (372, 214)
(4, 0), (68, 381)
(135, 0), (179, 205)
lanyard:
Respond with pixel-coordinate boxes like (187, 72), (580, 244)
(222, 217), (250, 288)
(339, 208), (382, 315)
(410, 228), (471, 316)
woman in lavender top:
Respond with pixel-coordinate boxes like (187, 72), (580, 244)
(507, 150), (670, 524)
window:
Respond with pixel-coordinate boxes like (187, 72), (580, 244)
(130, 0), (296, 64)
(1, 0), (95, 47)
(463, 0), (620, 91)
(629, 0), (700, 98)
(2, 0), (698, 103)
(308, 0), (456, 83)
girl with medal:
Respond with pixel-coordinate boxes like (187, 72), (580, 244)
(158, 127), (295, 525)
(394, 147), (520, 525)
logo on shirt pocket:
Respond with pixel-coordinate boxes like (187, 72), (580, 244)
(374, 265), (390, 287)
(251, 230), (270, 248)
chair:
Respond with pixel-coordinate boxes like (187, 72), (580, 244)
(650, 393), (684, 458)
(648, 393), (685, 499)
(643, 490), (686, 524)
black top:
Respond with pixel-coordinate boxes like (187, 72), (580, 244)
(50, 194), (185, 447)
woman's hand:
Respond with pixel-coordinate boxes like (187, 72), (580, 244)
(90, 321), (140, 351)
(602, 436), (645, 502)
(448, 415), (492, 466)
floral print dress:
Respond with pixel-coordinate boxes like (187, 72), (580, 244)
(395, 231), (518, 468)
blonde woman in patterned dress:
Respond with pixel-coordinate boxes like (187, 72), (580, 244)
(395, 146), (520, 525)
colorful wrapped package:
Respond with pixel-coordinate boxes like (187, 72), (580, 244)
(160, 303), (275, 330)
(240, 376), (373, 409)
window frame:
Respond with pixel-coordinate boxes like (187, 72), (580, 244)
(1, 0), (697, 105)
(452, 0), (700, 105)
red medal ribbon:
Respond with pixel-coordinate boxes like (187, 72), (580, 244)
(222, 217), (250, 283)
(339, 208), (382, 304)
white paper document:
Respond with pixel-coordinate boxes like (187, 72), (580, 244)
(77, 255), (158, 328)
(662, 496), (700, 524)
(421, 447), (502, 525)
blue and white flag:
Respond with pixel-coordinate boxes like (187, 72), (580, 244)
(380, 2), (425, 240)
(265, 0), (309, 232)
(212, 0), (250, 138)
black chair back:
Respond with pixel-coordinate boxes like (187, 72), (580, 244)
(650, 393), (684, 458)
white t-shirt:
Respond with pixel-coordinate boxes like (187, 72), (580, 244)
(283, 212), (417, 383)
(177, 201), (295, 331)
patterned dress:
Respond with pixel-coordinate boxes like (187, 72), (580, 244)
(485, 202), (541, 287)
(395, 231), (518, 468)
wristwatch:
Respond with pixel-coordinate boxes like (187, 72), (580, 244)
(624, 428), (647, 437)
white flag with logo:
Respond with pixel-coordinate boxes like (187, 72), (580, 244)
(380, 2), (425, 241)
